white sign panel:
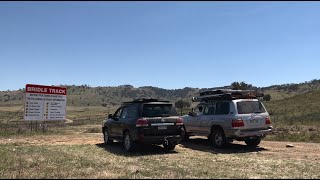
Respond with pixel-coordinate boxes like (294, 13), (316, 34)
(24, 84), (67, 121)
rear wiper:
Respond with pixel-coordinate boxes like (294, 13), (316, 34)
(254, 111), (262, 114)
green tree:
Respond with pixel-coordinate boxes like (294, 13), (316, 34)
(175, 100), (191, 109)
(263, 94), (271, 101)
(231, 81), (253, 90)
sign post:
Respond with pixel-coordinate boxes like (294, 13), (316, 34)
(24, 84), (67, 122)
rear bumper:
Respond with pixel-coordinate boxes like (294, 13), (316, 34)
(225, 127), (273, 138)
(138, 135), (182, 145)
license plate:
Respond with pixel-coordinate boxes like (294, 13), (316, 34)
(250, 119), (258, 124)
(158, 126), (167, 130)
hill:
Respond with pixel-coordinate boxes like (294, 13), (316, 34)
(1, 79), (320, 107)
(265, 89), (320, 126)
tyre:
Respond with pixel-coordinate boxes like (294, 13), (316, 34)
(211, 128), (226, 148)
(123, 132), (136, 152)
(103, 128), (113, 145)
(182, 126), (190, 141)
(245, 138), (261, 147)
(183, 134), (190, 141)
(163, 141), (176, 151)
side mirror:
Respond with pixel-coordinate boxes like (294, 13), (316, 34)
(108, 114), (113, 119)
(188, 111), (196, 116)
(188, 108), (194, 116)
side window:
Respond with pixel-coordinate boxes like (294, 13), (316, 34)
(194, 104), (204, 115)
(121, 107), (129, 119)
(127, 105), (139, 118)
(215, 102), (230, 115)
(113, 107), (123, 119)
(203, 103), (216, 115)
(120, 105), (139, 119)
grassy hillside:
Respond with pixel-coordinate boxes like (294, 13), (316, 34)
(1, 81), (320, 179)
(2, 79), (320, 107)
(262, 79), (320, 101)
(264, 90), (320, 142)
(265, 90), (320, 126)
(0, 85), (201, 107)
(1, 79), (320, 143)
(0, 90), (320, 143)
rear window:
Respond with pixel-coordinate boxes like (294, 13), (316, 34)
(142, 104), (178, 117)
(236, 101), (266, 114)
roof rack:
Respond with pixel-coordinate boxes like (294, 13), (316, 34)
(122, 98), (170, 104)
(193, 89), (264, 102)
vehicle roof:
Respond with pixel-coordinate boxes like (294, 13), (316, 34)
(194, 89), (263, 102)
(122, 98), (172, 105)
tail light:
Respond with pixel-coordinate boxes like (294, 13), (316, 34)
(176, 118), (183, 125)
(265, 116), (271, 125)
(232, 119), (244, 127)
(136, 119), (149, 127)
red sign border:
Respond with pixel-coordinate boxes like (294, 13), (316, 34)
(26, 84), (67, 95)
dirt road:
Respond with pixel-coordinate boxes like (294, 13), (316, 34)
(1, 133), (319, 162)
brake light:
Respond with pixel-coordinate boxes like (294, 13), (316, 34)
(136, 119), (149, 127)
(265, 116), (271, 125)
(232, 119), (244, 127)
(176, 118), (183, 125)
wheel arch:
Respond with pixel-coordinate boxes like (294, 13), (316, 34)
(211, 125), (224, 134)
(123, 129), (130, 138)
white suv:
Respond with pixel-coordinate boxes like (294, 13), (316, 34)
(182, 89), (273, 148)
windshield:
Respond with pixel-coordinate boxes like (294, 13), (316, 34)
(236, 101), (266, 114)
(142, 104), (178, 117)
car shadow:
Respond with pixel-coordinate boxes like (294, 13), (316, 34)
(180, 137), (268, 154)
(96, 142), (178, 156)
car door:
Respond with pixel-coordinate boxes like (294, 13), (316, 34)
(212, 101), (230, 130)
(187, 104), (204, 133)
(114, 105), (134, 138)
(199, 103), (216, 134)
(109, 107), (123, 138)
(118, 104), (139, 137)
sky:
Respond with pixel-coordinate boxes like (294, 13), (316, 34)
(1, 1), (320, 91)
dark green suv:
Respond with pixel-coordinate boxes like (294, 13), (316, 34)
(102, 98), (184, 152)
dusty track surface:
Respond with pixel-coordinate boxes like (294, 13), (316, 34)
(1, 134), (319, 162)
(0, 133), (103, 146)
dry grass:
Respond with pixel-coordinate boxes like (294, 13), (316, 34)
(1, 104), (320, 179)
(0, 137), (320, 179)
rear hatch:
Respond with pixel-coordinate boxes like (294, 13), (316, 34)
(140, 103), (182, 136)
(235, 100), (270, 130)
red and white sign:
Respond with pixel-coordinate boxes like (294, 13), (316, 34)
(24, 84), (67, 121)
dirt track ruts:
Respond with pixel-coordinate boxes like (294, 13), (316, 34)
(1, 134), (319, 162)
